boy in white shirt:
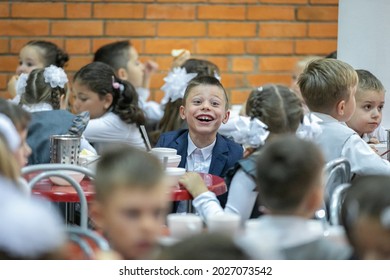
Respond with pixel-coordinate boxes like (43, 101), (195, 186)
(346, 69), (387, 144)
(298, 58), (390, 177)
(93, 40), (163, 122)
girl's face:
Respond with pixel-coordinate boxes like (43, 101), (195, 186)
(14, 129), (31, 168)
(180, 85), (229, 137)
(125, 47), (144, 88)
(346, 90), (385, 136)
(72, 80), (112, 119)
(16, 46), (45, 75)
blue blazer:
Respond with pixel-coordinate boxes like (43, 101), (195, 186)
(156, 129), (243, 209)
(156, 129), (243, 178)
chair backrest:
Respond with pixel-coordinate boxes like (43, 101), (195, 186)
(329, 183), (351, 226)
(21, 164), (95, 229)
(66, 226), (110, 259)
(324, 157), (351, 202)
(315, 158), (351, 225)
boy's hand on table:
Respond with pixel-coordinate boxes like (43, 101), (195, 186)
(179, 172), (208, 198)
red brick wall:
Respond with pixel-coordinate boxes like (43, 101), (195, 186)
(0, 0), (338, 104)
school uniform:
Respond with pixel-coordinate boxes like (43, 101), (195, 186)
(83, 112), (146, 153)
(191, 150), (261, 222)
(156, 129), (243, 210)
(313, 113), (390, 176)
(241, 216), (352, 260)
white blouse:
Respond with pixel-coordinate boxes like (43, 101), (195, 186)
(83, 112), (146, 151)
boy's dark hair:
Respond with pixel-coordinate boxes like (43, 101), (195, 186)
(95, 145), (164, 202)
(182, 58), (220, 78)
(93, 40), (131, 72)
(246, 84), (303, 134)
(356, 69), (385, 94)
(298, 58), (358, 113)
(341, 175), (390, 249)
(325, 50), (337, 59)
(0, 98), (30, 132)
(256, 135), (324, 212)
(73, 61), (145, 126)
(183, 76), (228, 110)
(27, 40), (69, 68)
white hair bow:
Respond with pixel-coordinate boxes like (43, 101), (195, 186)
(296, 113), (322, 140)
(44, 65), (68, 88)
(161, 67), (198, 103)
(231, 117), (269, 148)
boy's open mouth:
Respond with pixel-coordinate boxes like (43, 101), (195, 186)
(196, 115), (214, 122)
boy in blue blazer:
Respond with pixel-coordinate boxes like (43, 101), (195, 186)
(156, 76), (243, 210)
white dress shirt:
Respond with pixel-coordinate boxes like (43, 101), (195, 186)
(314, 112), (390, 175)
(185, 135), (215, 173)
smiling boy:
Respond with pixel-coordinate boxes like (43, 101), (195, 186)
(156, 76), (243, 210)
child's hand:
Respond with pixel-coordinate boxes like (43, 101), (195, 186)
(144, 60), (159, 76)
(142, 60), (159, 89)
(171, 50), (190, 69)
(368, 137), (380, 144)
(179, 172), (208, 198)
(7, 75), (18, 98)
(369, 144), (379, 155)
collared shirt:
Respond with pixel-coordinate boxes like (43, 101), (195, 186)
(314, 112), (390, 175)
(185, 134), (216, 173)
(177, 135), (215, 213)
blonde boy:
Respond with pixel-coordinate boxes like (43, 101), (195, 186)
(91, 146), (170, 260)
(346, 69), (386, 143)
(298, 58), (390, 176)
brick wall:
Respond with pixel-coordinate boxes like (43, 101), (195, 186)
(0, 0), (338, 105)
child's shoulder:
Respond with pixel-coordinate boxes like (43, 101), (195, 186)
(156, 129), (188, 147)
(216, 133), (243, 155)
(160, 129), (188, 139)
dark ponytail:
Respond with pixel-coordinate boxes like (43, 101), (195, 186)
(27, 40), (69, 68)
(74, 62), (145, 126)
(112, 77), (145, 126)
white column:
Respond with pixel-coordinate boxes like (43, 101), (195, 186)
(338, 0), (390, 127)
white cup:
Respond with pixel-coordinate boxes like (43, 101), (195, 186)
(167, 213), (203, 240)
(150, 148), (177, 159)
(207, 213), (241, 237)
(165, 167), (186, 186)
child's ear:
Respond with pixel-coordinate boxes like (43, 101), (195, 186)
(117, 68), (129, 81)
(179, 105), (186, 120)
(336, 99), (346, 117)
(89, 201), (105, 230)
(222, 110), (230, 124)
(103, 93), (113, 110)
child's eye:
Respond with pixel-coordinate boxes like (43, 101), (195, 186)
(18, 61), (23, 66)
(192, 99), (202, 105)
(27, 62), (34, 67)
(211, 101), (220, 106)
(364, 105), (371, 110)
(378, 105), (384, 112)
(77, 96), (88, 102)
(123, 209), (140, 219)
